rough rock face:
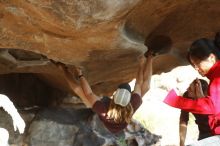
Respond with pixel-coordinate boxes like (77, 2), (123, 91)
(1, 0), (220, 95)
(0, 107), (161, 146)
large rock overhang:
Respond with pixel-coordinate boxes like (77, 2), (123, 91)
(0, 0), (220, 98)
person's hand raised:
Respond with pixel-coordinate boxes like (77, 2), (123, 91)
(187, 79), (205, 99)
(194, 78), (205, 98)
(187, 82), (196, 98)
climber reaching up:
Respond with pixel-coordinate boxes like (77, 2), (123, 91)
(56, 35), (172, 134)
(56, 51), (153, 133)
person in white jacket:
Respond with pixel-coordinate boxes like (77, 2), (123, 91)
(0, 94), (25, 146)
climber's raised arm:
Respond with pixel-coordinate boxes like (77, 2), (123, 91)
(56, 63), (93, 107)
(75, 68), (99, 106)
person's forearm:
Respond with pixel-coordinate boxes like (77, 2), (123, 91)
(79, 76), (93, 97)
(63, 72), (92, 107)
(64, 74), (86, 99)
(78, 76), (98, 105)
(143, 55), (152, 83)
(141, 56), (152, 95)
(134, 57), (144, 96)
(134, 73), (143, 97)
(179, 123), (187, 146)
(136, 59), (144, 86)
(164, 89), (214, 114)
(179, 110), (188, 146)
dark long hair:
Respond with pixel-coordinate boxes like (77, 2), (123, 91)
(187, 36), (220, 64)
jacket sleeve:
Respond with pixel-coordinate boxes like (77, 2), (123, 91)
(163, 89), (215, 114)
(209, 77), (220, 113)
